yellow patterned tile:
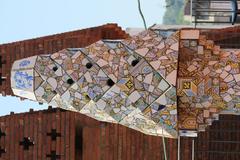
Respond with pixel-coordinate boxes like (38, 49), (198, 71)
(183, 82), (191, 89)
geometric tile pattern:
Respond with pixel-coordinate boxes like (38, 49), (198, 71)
(11, 28), (240, 138)
(122, 31), (179, 137)
(178, 29), (240, 136)
(11, 30), (179, 138)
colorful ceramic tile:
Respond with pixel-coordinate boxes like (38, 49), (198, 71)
(35, 81), (57, 103)
(178, 29), (240, 135)
(78, 101), (117, 123)
(52, 49), (114, 102)
(11, 70), (34, 91)
(180, 30), (200, 39)
(12, 27), (240, 139)
(11, 56), (38, 71)
(19, 28), (240, 139)
(122, 30), (179, 87)
(120, 108), (172, 137)
(10, 29), (181, 138)
(95, 85), (136, 122)
(81, 39), (172, 114)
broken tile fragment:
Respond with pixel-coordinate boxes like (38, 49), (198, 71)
(180, 30), (200, 39)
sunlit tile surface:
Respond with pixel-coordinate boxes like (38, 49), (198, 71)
(178, 29), (240, 136)
(11, 29), (180, 138)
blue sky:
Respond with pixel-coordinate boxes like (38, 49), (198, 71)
(0, 0), (166, 116)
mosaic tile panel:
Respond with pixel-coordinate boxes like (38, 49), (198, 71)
(147, 87), (178, 137)
(35, 56), (73, 96)
(51, 49), (93, 80)
(80, 101), (117, 123)
(11, 56), (38, 71)
(178, 29), (240, 135)
(11, 29), (180, 138)
(51, 49), (113, 101)
(11, 28), (240, 138)
(81, 40), (173, 125)
(120, 108), (172, 137)
(11, 70), (34, 91)
(80, 41), (124, 82)
(95, 85), (136, 121)
(129, 59), (170, 105)
(120, 30), (179, 136)
(122, 30), (179, 86)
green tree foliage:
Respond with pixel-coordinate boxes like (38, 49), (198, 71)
(163, 0), (190, 25)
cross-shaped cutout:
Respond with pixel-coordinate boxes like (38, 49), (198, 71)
(0, 56), (6, 68)
(0, 73), (6, 86)
(0, 129), (6, 139)
(0, 147), (6, 157)
(46, 151), (61, 160)
(47, 129), (61, 141)
(19, 137), (34, 150)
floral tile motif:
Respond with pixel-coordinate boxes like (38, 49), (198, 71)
(11, 70), (34, 91)
(11, 56), (38, 71)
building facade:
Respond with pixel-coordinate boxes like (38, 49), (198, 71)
(1, 24), (240, 159)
